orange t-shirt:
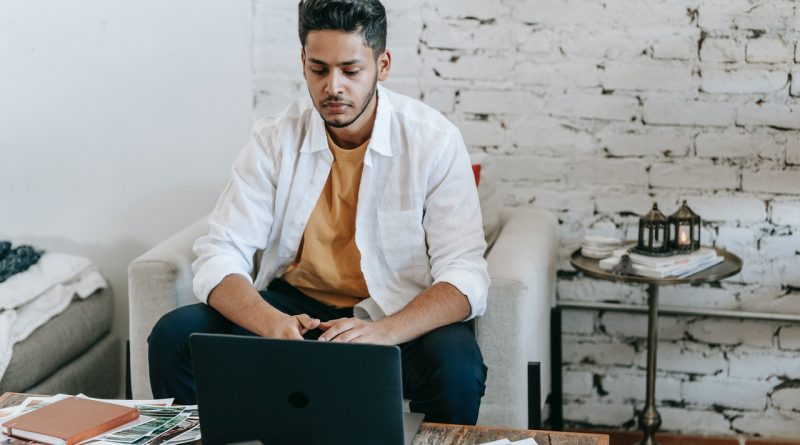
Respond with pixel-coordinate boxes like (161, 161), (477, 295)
(281, 133), (370, 308)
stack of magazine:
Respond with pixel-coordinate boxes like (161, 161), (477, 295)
(599, 247), (723, 279)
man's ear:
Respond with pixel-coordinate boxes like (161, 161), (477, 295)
(377, 49), (392, 81)
(300, 48), (307, 80)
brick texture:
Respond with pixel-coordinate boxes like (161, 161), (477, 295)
(252, 0), (800, 437)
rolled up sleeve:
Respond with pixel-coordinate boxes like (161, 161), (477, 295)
(423, 128), (490, 320)
(191, 127), (278, 304)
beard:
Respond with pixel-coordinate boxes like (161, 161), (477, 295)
(315, 72), (378, 129)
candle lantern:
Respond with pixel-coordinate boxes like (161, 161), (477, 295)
(633, 203), (672, 256)
(669, 200), (701, 253)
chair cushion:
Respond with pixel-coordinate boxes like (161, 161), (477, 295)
(0, 287), (113, 391)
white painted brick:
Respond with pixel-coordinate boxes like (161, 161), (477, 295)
(455, 120), (504, 146)
(603, 61), (696, 92)
(563, 340), (637, 367)
(602, 372), (682, 402)
(514, 26), (553, 54)
(788, 134), (800, 164)
(771, 199), (800, 225)
(700, 68), (788, 94)
(493, 155), (568, 182)
(659, 285), (739, 309)
(422, 87), (456, 114)
(381, 78), (421, 101)
(684, 195), (767, 223)
(544, 95), (638, 122)
(512, 0), (608, 26)
(558, 279), (647, 305)
(643, 97), (735, 127)
(696, 130), (785, 160)
(429, 1), (508, 19)
(699, 1), (796, 31)
(388, 47), (423, 77)
(743, 167), (800, 194)
(778, 325), (800, 351)
(797, 42), (800, 63)
(562, 310), (596, 335)
(683, 377), (771, 410)
(652, 31), (699, 61)
(569, 158), (649, 187)
(600, 128), (693, 158)
(563, 370), (594, 396)
(650, 161), (739, 190)
(558, 28), (647, 60)
(386, 13), (422, 48)
(700, 38), (744, 63)
(732, 410), (800, 438)
(651, 342), (727, 375)
(759, 232), (800, 259)
(746, 38), (795, 64)
(505, 121), (596, 156)
(783, 260), (800, 288)
(715, 226), (761, 266)
(601, 312), (686, 341)
(595, 193), (653, 215)
(506, 187), (594, 216)
(729, 348), (800, 379)
(772, 386), (800, 411)
(791, 67), (800, 97)
(422, 20), (511, 50)
(429, 53), (512, 81)
(659, 407), (731, 435)
(457, 90), (543, 115)
(737, 103), (800, 130)
(564, 401), (634, 427)
(687, 318), (775, 347)
(515, 60), (601, 88)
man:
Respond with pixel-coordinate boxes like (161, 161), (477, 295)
(148, 0), (489, 425)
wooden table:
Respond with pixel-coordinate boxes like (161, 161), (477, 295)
(414, 423), (608, 445)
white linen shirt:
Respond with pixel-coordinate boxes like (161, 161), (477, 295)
(191, 85), (489, 320)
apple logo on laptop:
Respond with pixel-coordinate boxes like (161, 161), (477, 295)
(288, 391), (309, 408)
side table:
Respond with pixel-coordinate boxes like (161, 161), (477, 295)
(569, 246), (742, 445)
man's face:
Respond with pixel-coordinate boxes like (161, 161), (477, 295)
(302, 29), (390, 129)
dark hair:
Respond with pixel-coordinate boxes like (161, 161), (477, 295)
(298, 0), (387, 58)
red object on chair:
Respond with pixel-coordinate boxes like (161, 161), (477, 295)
(472, 164), (481, 187)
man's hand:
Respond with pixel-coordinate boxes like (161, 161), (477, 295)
(318, 317), (396, 345)
(265, 313), (321, 340)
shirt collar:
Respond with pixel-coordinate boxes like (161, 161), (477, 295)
(301, 84), (393, 158)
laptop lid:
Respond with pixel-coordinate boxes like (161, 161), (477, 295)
(190, 333), (414, 445)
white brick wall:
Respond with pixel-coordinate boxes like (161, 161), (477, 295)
(253, 0), (800, 438)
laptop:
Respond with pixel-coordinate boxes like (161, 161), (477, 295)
(190, 333), (424, 445)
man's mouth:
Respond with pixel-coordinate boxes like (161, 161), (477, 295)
(323, 101), (349, 113)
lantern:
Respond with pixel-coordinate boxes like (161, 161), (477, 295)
(669, 200), (701, 253)
(633, 203), (672, 256)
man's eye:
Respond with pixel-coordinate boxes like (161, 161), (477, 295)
(311, 68), (326, 74)
(344, 70), (360, 76)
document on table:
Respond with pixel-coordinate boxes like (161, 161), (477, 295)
(478, 439), (538, 445)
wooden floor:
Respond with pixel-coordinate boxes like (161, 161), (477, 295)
(575, 429), (800, 445)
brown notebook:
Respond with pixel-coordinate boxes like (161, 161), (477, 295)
(1, 396), (139, 445)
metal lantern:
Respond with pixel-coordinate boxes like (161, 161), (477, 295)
(633, 203), (672, 256)
(669, 200), (701, 253)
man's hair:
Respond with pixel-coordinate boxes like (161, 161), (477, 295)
(298, 0), (387, 58)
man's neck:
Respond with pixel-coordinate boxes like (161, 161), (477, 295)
(326, 92), (378, 150)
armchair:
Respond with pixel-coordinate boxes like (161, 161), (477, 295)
(129, 207), (557, 428)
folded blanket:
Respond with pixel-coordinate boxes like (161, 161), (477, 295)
(0, 252), (107, 382)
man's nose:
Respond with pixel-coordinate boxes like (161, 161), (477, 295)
(325, 71), (344, 97)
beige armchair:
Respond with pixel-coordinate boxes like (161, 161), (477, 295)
(128, 207), (557, 428)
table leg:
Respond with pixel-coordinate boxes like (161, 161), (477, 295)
(639, 283), (662, 445)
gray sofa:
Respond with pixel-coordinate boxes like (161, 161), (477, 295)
(128, 207), (557, 428)
(0, 287), (120, 397)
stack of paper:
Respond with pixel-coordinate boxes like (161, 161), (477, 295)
(599, 247), (723, 278)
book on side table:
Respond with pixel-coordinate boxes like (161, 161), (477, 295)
(1, 396), (139, 445)
(598, 247), (724, 278)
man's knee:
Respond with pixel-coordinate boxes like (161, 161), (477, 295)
(418, 323), (487, 396)
(148, 304), (220, 356)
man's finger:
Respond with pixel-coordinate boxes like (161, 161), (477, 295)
(318, 318), (346, 330)
(318, 319), (356, 342)
(296, 314), (320, 330)
(331, 327), (363, 343)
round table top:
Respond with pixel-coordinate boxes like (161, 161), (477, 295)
(570, 245), (743, 286)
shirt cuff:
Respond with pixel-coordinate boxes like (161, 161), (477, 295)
(192, 257), (254, 304)
(433, 269), (488, 321)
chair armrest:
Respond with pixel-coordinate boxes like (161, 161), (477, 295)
(475, 207), (558, 428)
(128, 217), (208, 399)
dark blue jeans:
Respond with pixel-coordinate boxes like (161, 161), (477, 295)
(148, 279), (487, 425)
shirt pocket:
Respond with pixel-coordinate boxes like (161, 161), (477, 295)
(377, 209), (429, 268)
